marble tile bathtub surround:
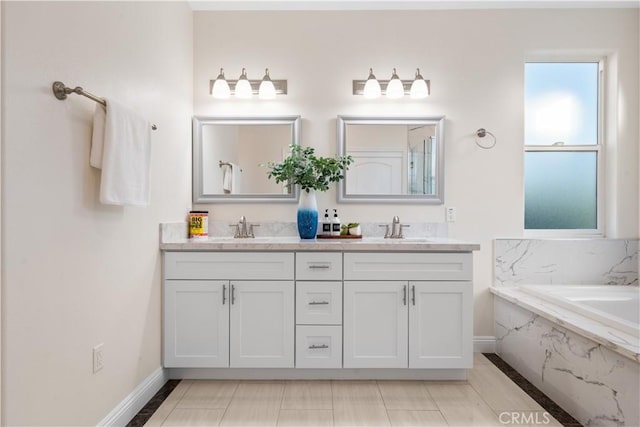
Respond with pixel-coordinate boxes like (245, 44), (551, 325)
(495, 297), (640, 427)
(494, 239), (639, 286)
(490, 286), (639, 362)
(161, 221), (448, 241)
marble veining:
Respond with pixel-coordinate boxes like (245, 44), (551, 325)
(495, 296), (640, 427)
(491, 287), (639, 362)
(494, 239), (639, 287)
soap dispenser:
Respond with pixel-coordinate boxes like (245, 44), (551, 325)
(321, 209), (331, 236)
(331, 209), (341, 236)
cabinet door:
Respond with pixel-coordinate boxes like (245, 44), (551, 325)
(229, 281), (294, 368)
(343, 281), (408, 368)
(409, 281), (472, 368)
(164, 280), (229, 368)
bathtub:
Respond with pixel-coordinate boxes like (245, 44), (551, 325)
(492, 285), (640, 426)
(520, 285), (639, 338)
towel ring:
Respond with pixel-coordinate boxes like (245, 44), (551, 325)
(475, 128), (496, 149)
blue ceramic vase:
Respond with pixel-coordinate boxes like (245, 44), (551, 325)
(297, 189), (318, 239)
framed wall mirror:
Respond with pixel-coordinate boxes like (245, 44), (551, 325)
(192, 116), (301, 203)
(337, 116), (445, 204)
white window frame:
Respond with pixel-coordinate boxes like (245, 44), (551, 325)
(524, 59), (604, 237)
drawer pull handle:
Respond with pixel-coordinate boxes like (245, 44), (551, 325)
(309, 344), (329, 349)
(308, 264), (330, 269)
(308, 301), (329, 305)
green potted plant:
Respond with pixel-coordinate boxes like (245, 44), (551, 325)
(265, 144), (353, 239)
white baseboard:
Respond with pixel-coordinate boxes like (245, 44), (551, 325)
(473, 336), (497, 353)
(168, 368), (467, 381)
(97, 367), (168, 427)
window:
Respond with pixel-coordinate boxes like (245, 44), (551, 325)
(524, 62), (602, 233)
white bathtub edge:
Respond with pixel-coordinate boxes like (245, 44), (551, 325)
(490, 286), (640, 363)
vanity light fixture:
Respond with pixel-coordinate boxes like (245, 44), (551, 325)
(211, 68), (231, 99)
(386, 68), (404, 99)
(410, 68), (430, 99)
(209, 68), (288, 99)
(352, 68), (431, 99)
(235, 68), (253, 99)
(362, 68), (382, 99)
(258, 68), (277, 100)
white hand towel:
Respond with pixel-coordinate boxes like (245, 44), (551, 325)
(90, 104), (106, 168)
(90, 98), (150, 206)
(222, 164), (232, 194)
(222, 163), (241, 194)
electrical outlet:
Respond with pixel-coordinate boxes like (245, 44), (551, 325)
(446, 207), (457, 223)
(93, 344), (104, 373)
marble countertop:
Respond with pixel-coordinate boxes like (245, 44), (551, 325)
(160, 222), (479, 252)
(160, 236), (479, 252)
(491, 286), (640, 363)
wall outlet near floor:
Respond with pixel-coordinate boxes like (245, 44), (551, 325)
(93, 343), (104, 373)
(446, 206), (457, 223)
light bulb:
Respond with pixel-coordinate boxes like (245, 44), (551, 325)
(211, 68), (230, 99)
(235, 68), (252, 99)
(258, 68), (276, 100)
(410, 68), (429, 99)
(363, 68), (381, 99)
(386, 68), (404, 99)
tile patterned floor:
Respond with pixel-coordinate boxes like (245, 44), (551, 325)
(131, 354), (580, 426)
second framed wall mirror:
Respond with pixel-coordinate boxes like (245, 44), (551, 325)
(337, 115), (445, 204)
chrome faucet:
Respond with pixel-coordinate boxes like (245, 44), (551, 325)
(391, 216), (400, 238)
(230, 216), (259, 238)
(379, 216), (409, 238)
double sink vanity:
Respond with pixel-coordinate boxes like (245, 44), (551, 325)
(162, 114), (478, 380)
(161, 225), (479, 380)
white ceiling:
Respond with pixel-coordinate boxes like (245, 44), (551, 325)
(188, 0), (640, 11)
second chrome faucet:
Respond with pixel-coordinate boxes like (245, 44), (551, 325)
(379, 216), (410, 238)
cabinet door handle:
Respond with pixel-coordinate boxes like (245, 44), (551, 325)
(308, 264), (330, 269)
(412, 285), (416, 306)
(308, 301), (329, 305)
(309, 344), (329, 349)
(231, 284), (236, 305)
(222, 284), (227, 305)
(403, 285), (407, 306)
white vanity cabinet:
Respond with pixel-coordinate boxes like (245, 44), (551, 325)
(343, 252), (473, 369)
(161, 241), (477, 377)
(163, 252), (295, 368)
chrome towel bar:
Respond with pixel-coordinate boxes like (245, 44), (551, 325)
(52, 81), (157, 130)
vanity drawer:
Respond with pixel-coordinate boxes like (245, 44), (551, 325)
(296, 282), (342, 325)
(296, 252), (342, 281)
(164, 252), (294, 280)
(295, 325), (342, 369)
(344, 252), (472, 281)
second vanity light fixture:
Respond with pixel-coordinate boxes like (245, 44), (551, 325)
(354, 68), (430, 99)
(210, 68), (288, 100)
